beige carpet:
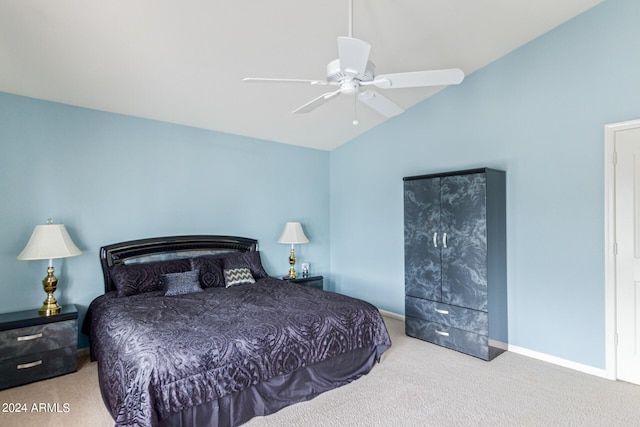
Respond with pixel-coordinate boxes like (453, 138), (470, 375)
(1, 316), (639, 426)
(0, 349), (113, 427)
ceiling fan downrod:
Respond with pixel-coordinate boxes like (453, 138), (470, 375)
(348, 0), (354, 38)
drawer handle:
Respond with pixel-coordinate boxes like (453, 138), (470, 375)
(433, 232), (438, 247)
(17, 333), (43, 341)
(17, 360), (43, 370)
(434, 308), (449, 315)
(435, 329), (450, 337)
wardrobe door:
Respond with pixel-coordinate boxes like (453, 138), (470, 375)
(440, 173), (488, 311)
(404, 177), (442, 302)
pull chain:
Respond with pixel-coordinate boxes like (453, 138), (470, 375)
(353, 91), (359, 125)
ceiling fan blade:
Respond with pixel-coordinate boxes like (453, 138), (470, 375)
(372, 68), (464, 89)
(358, 90), (404, 117)
(292, 89), (341, 114)
(337, 37), (371, 76)
(243, 77), (327, 85)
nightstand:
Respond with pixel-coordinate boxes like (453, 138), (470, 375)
(0, 304), (78, 390)
(285, 275), (323, 290)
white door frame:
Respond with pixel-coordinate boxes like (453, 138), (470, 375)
(604, 118), (640, 380)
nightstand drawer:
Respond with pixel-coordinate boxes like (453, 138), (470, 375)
(0, 305), (78, 389)
(406, 315), (489, 360)
(0, 320), (77, 360)
(0, 346), (78, 390)
(405, 296), (488, 335)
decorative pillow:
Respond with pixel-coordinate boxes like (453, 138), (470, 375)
(190, 256), (225, 288)
(110, 259), (192, 297)
(160, 270), (203, 296)
(221, 251), (269, 279)
(223, 268), (256, 287)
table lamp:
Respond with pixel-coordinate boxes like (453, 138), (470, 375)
(17, 219), (82, 316)
(277, 222), (309, 279)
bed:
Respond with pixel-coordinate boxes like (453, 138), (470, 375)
(84, 235), (391, 427)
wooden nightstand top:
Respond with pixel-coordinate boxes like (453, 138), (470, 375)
(282, 275), (322, 282)
(0, 305), (78, 331)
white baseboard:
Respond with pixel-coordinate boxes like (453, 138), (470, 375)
(507, 343), (612, 379)
(379, 309), (611, 380)
(379, 309), (405, 321)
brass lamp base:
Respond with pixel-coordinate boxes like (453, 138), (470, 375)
(39, 266), (61, 316)
(286, 248), (297, 279)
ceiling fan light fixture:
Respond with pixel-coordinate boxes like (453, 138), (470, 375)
(340, 81), (359, 95)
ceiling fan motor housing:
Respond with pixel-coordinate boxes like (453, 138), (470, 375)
(326, 59), (375, 84)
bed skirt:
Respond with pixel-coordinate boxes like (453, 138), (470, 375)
(151, 344), (386, 427)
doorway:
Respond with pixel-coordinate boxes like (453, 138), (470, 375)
(605, 119), (640, 385)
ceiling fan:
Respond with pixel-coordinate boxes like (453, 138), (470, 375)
(243, 0), (464, 121)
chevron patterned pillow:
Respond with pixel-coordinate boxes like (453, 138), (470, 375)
(223, 268), (256, 288)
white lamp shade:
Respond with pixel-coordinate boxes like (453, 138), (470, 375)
(17, 224), (82, 260)
(278, 222), (309, 244)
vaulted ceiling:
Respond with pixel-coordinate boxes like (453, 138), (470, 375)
(0, 0), (602, 150)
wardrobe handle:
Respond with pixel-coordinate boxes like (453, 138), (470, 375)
(434, 308), (449, 315)
(433, 232), (438, 247)
(442, 232), (447, 248)
(435, 330), (450, 337)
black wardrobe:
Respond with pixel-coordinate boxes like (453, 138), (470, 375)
(403, 168), (507, 360)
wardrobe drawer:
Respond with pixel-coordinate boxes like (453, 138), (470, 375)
(0, 346), (78, 390)
(0, 320), (77, 360)
(405, 296), (488, 335)
(406, 315), (489, 360)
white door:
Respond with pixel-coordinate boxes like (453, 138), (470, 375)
(615, 125), (640, 384)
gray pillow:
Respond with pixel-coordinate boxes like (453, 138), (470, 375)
(160, 270), (203, 296)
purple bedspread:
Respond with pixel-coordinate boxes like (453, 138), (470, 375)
(88, 278), (391, 426)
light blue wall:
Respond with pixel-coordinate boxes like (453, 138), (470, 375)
(2, 0), (637, 370)
(0, 93), (330, 347)
(330, 0), (640, 369)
